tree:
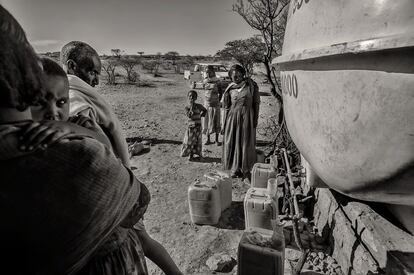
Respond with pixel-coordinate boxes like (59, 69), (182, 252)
(142, 53), (162, 76)
(111, 49), (123, 59)
(137, 51), (144, 57)
(216, 35), (266, 76)
(102, 58), (118, 85)
(174, 55), (194, 74)
(165, 51), (179, 65)
(119, 57), (140, 84)
(233, 0), (289, 104)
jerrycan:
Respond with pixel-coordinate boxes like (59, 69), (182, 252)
(204, 171), (232, 211)
(188, 181), (221, 225)
(256, 149), (265, 163)
(237, 226), (285, 275)
(251, 163), (277, 188)
(244, 187), (278, 230)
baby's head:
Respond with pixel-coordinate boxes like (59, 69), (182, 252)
(188, 90), (197, 104)
(31, 57), (69, 121)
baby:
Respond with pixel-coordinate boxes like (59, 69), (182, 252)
(28, 57), (111, 149)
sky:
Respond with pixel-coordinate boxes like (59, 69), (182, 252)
(1, 0), (259, 56)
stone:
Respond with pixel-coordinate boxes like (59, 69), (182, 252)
(129, 141), (144, 156)
(326, 256), (335, 265)
(314, 189), (383, 275)
(312, 258), (320, 266)
(206, 252), (236, 273)
(141, 140), (151, 145)
(310, 252), (317, 259)
(318, 252), (325, 260)
(340, 198), (414, 270)
(331, 263), (339, 270)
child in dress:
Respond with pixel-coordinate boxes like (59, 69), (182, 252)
(181, 90), (207, 161)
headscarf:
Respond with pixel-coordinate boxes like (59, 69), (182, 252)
(0, 5), (45, 111)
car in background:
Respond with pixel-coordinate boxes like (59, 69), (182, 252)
(184, 63), (231, 89)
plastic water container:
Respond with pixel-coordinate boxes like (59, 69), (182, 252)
(204, 171), (232, 211)
(238, 227), (285, 275)
(244, 188), (278, 230)
(256, 149), (265, 163)
(251, 163), (277, 188)
(188, 181), (221, 225)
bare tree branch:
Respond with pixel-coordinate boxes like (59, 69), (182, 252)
(233, 0), (288, 104)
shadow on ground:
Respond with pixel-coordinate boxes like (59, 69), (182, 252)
(127, 137), (182, 145)
(215, 201), (245, 230)
(191, 156), (221, 163)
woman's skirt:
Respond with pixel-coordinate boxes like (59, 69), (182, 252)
(181, 124), (202, 157)
(77, 227), (148, 275)
(222, 106), (256, 174)
(202, 106), (221, 135)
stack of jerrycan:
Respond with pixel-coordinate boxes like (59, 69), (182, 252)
(245, 161), (279, 230)
(188, 171), (232, 225)
(240, 158), (285, 275)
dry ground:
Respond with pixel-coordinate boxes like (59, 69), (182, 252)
(99, 72), (311, 275)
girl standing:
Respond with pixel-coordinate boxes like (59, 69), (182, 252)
(181, 90), (207, 161)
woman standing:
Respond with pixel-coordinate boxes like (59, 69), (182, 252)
(202, 65), (222, 145)
(221, 64), (260, 179)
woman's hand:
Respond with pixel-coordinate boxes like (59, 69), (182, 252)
(18, 121), (74, 151)
(68, 114), (93, 128)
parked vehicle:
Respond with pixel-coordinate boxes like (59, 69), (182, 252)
(184, 63), (231, 89)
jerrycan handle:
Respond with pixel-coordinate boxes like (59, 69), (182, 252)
(193, 182), (217, 189)
(250, 193), (266, 199)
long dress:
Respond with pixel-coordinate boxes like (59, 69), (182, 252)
(181, 103), (207, 157)
(202, 77), (222, 135)
(222, 79), (260, 174)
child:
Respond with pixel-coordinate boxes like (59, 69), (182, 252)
(202, 66), (222, 145)
(28, 57), (183, 275)
(181, 90), (207, 161)
(27, 57), (112, 150)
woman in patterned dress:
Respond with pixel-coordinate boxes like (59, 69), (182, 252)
(181, 90), (207, 160)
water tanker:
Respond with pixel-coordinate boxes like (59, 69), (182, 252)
(273, 0), (414, 233)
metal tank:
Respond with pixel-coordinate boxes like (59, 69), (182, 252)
(273, 0), (414, 233)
